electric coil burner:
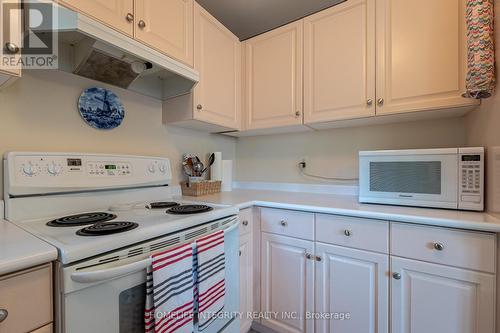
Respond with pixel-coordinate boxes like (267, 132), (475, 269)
(76, 221), (139, 236)
(167, 204), (213, 215)
(47, 212), (117, 227)
(147, 202), (180, 209)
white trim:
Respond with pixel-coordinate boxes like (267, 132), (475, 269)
(232, 181), (358, 196)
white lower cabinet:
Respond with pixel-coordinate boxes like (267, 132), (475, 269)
(261, 232), (314, 333)
(239, 232), (253, 333)
(391, 256), (495, 333)
(315, 242), (389, 333)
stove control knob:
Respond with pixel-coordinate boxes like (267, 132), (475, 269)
(48, 162), (62, 175)
(159, 163), (167, 173)
(23, 163), (37, 176)
(148, 163), (156, 173)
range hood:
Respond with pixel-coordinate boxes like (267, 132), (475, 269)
(27, 1), (199, 100)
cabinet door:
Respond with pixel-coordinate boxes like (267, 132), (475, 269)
(391, 257), (495, 333)
(304, 0), (375, 124)
(134, 0), (194, 66)
(245, 21), (303, 130)
(315, 243), (388, 333)
(239, 233), (253, 333)
(261, 232), (314, 333)
(376, 0), (478, 115)
(58, 0), (134, 36)
(193, 3), (241, 130)
(0, 0), (21, 76)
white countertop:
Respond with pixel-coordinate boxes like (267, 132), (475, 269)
(0, 201), (57, 276)
(184, 189), (500, 233)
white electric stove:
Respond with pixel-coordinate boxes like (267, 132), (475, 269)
(3, 152), (240, 333)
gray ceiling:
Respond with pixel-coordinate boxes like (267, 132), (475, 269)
(196, 0), (345, 41)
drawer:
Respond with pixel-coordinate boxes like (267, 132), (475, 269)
(239, 207), (253, 236)
(391, 223), (496, 273)
(261, 208), (314, 240)
(316, 214), (389, 253)
(0, 264), (53, 333)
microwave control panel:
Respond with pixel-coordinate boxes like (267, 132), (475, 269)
(458, 147), (484, 210)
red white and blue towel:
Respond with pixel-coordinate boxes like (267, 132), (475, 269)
(195, 230), (226, 331)
(145, 242), (196, 333)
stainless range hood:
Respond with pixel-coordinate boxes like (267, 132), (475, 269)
(27, 1), (199, 100)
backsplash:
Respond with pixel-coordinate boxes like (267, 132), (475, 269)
(0, 70), (236, 199)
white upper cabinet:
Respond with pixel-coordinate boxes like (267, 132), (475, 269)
(304, 0), (376, 124)
(134, 0), (194, 66)
(375, 0), (478, 115)
(0, 0), (22, 81)
(193, 3), (241, 129)
(391, 257), (495, 333)
(244, 21), (304, 130)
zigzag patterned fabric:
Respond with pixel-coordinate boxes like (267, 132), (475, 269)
(464, 0), (495, 99)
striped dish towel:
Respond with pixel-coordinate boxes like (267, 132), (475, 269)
(145, 242), (195, 333)
(195, 230), (226, 331)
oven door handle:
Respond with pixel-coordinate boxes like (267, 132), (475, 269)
(71, 258), (153, 284)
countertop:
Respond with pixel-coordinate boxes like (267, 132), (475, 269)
(0, 201), (57, 276)
(184, 189), (500, 233)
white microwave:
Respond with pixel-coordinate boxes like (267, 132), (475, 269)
(359, 147), (484, 211)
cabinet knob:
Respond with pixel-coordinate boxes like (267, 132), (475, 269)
(4, 42), (19, 54)
(433, 242), (444, 251)
(295, 111), (301, 117)
(344, 229), (352, 237)
(315, 255), (322, 262)
(138, 20), (146, 29)
(0, 309), (8, 323)
(366, 99), (373, 106)
(239, 250), (242, 257)
(196, 104), (203, 111)
(392, 272), (401, 280)
(305, 253), (313, 260)
(280, 220), (288, 227)
(126, 13), (134, 22)
(377, 98), (384, 106)
(242, 220), (248, 226)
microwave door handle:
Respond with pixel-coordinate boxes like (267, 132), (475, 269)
(70, 257), (153, 284)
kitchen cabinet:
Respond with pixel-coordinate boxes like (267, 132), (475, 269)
(315, 243), (389, 333)
(239, 232), (253, 333)
(244, 21), (304, 130)
(57, 0), (134, 36)
(0, 264), (53, 333)
(375, 0), (478, 115)
(162, 3), (241, 132)
(134, 0), (194, 66)
(304, 0), (376, 124)
(261, 232), (314, 333)
(0, 0), (21, 87)
(391, 256), (495, 333)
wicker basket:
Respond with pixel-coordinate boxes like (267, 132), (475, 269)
(181, 180), (221, 196)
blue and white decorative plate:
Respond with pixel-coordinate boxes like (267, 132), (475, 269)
(78, 87), (125, 130)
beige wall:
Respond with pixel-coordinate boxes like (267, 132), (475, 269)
(235, 118), (467, 184)
(0, 70), (236, 199)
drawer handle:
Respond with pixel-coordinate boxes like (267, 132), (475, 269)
(242, 220), (248, 226)
(280, 220), (288, 227)
(433, 242), (445, 251)
(0, 309), (8, 323)
(392, 272), (401, 280)
(344, 229), (352, 237)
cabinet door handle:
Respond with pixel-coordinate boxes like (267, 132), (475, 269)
(305, 252), (313, 260)
(280, 220), (288, 227)
(392, 272), (401, 280)
(344, 229), (352, 237)
(315, 255), (322, 262)
(4, 42), (19, 54)
(239, 250), (242, 257)
(242, 220), (248, 226)
(366, 99), (373, 106)
(0, 309), (8, 323)
(126, 13), (134, 22)
(377, 98), (384, 106)
(138, 20), (146, 29)
(197, 104), (203, 111)
(433, 242), (444, 251)
(295, 111), (301, 117)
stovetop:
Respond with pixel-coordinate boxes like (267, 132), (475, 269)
(9, 200), (238, 265)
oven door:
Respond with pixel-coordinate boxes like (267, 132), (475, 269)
(59, 222), (240, 333)
(359, 151), (458, 209)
